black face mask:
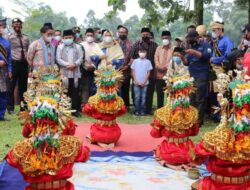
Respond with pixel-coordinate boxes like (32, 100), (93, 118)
(142, 36), (150, 42)
(119, 35), (127, 40)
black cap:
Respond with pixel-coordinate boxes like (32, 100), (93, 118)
(186, 31), (199, 38)
(117, 25), (123, 30)
(161, 30), (171, 37)
(43, 23), (53, 29)
(101, 29), (108, 35)
(141, 27), (150, 33)
(63, 29), (74, 36)
(243, 24), (250, 33)
(85, 28), (94, 34)
(12, 18), (23, 24)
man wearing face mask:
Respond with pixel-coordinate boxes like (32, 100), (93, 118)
(0, 18), (12, 121)
(81, 28), (105, 105)
(27, 23), (56, 72)
(210, 21), (234, 80)
(56, 29), (83, 117)
(129, 27), (158, 115)
(154, 30), (173, 108)
(7, 18), (30, 114)
(185, 31), (212, 125)
(94, 27), (102, 43)
(73, 26), (82, 43)
(117, 26), (133, 109)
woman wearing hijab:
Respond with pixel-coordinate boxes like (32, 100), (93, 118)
(99, 30), (124, 70)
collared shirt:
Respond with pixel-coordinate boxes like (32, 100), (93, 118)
(0, 36), (11, 92)
(27, 39), (55, 70)
(118, 39), (133, 64)
(154, 45), (173, 79)
(8, 32), (29, 61)
(56, 43), (83, 79)
(212, 35), (234, 65)
(131, 58), (153, 85)
(186, 41), (212, 79)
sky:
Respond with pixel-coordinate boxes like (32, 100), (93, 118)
(1, 0), (145, 24)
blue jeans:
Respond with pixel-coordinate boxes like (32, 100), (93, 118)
(133, 85), (148, 114)
(0, 92), (8, 119)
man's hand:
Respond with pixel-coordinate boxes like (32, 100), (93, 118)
(210, 57), (213, 64)
(66, 63), (76, 70)
(0, 60), (6, 67)
(8, 72), (12, 80)
(28, 72), (33, 78)
(120, 65), (128, 72)
(86, 63), (95, 71)
(99, 55), (107, 60)
(134, 80), (139, 86)
(185, 49), (202, 58)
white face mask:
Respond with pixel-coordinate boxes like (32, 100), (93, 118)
(46, 36), (52, 42)
(212, 32), (218, 39)
(243, 39), (250, 46)
(104, 36), (113, 43)
(139, 52), (146, 58)
(54, 36), (61, 42)
(162, 39), (170, 46)
(86, 36), (94, 43)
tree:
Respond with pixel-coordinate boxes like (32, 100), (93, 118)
(11, 0), (78, 40)
(234, 0), (250, 23)
(107, 0), (213, 28)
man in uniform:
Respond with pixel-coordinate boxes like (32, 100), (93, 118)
(73, 26), (83, 43)
(0, 18), (12, 121)
(7, 18), (30, 113)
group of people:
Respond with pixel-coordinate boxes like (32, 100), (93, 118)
(1, 16), (250, 126)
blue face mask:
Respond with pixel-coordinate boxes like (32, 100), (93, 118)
(172, 56), (182, 64)
(63, 38), (73, 46)
(75, 33), (81, 38)
(96, 33), (102, 40)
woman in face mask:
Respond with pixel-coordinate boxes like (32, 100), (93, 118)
(99, 30), (124, 70)
(27, 23), (56, 72)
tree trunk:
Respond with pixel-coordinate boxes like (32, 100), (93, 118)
(195, 0), (203, 25)
(248, 0), (250, 23)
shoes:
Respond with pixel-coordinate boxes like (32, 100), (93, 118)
(8, 110), (15, 115)
(0, 118), (9, 121)
(72, 111), (82, 118)
(146, 111), (153, 115)
(140, 112), (146, 116)
(133, 112), (140, 116)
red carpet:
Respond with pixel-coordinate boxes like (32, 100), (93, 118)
(75, 123), (163, 152)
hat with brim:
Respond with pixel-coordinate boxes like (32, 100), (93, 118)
(12, 18), (23, 24)
(0, 18), (7, 25)
(63, 29), (74, 36)
(196, 25), (207, 37)
(175, 37), (183, 42)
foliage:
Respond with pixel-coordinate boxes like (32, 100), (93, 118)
(11, 0), (78, 41)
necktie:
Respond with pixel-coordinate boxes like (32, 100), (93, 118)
(17, 34), (25, 60)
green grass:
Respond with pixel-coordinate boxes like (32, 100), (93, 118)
(0, 108), (217, 160)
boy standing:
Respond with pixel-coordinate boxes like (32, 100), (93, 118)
(131, 47), (152, 116)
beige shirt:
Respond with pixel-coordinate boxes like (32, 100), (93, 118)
(154, 45), (173, 79)
(8, 32), (30, 61)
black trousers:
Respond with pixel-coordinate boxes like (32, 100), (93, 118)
(145, 77), (155, 113)
(7, 60), (28, 111)
(190, 78), (208, 125)
(155, 79), (165, 108)
(121, 73), (131, 107)
(67, 78), (81, 112)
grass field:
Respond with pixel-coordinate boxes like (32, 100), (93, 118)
(0, 108), (217, 160)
